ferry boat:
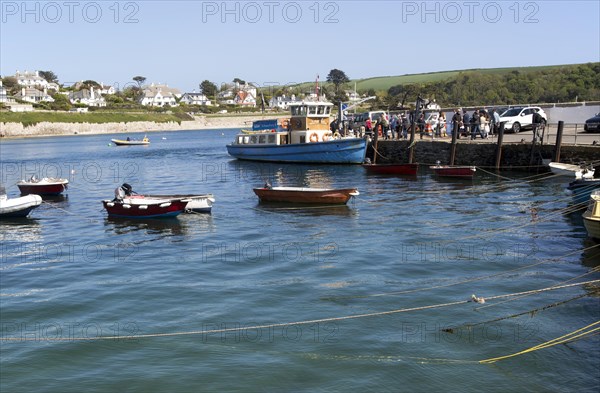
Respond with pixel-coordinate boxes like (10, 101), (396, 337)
(226, 101), (367, 164)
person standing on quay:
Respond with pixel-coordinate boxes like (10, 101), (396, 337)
(438, 111), (447, 137)
(492, 108), (500, 136)
(470, 110), (480, 140)
(480, 111), (489, 139)
(401, 113), (409, 139)
(365, 118), (372, 136)
(452, 109), (462, 139)
(462, 110), (470, 138)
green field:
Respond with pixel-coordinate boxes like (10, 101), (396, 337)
(0, 111), (190, 127)
(293, 64), (581, 92)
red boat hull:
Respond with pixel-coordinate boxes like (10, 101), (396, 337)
(102, 199), (187, 218)
(362, 163), (419, 175)
(253, 188), (358, 205)
(430, 166), (476, 178)
(17, 183), (67, 195)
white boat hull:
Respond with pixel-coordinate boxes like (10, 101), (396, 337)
(547, 162), (594, 179)
(145, 194), (214, 213)
(0, 194), (42, 217)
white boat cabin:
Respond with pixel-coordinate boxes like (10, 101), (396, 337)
(234, 101), (336, 146)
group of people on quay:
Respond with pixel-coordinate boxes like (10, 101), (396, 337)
(336, 108), (507, 141)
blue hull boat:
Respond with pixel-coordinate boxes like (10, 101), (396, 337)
(226, 96), (368, 164)
(226, 137), (367, 164)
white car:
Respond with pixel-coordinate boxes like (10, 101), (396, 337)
(499, 106), (547, 133)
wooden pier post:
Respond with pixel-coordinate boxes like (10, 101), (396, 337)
(554, 121), (564, 162)
(408, 97), (423, 164)
(495, 126), (505, 169)
(449, 124), (457, 165)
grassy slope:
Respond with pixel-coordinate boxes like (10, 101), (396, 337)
(294, 64), (582, 92)
(0, 111), (188, 127)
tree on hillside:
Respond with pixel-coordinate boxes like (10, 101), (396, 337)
(39, 70), (59, 83)
(49, 93), (71, 111)
(388, 84), (419, 108)
(133, 76), (146, 89)
(1, 76), (18, 94)
(326, 69), (350, 97)
(200, 80), (218, 98)
(232, 77), (246, 85)
(79, 80), (101, 90)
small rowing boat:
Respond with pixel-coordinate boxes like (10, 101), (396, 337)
(111, 136), (150, 146)
(430, 163), (476, 178)
(16, 176), (69, 195)
(253, 186), (359, 205)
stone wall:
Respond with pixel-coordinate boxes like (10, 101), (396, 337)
(373, 140), (600, 169)
(0, 115), (281, 138)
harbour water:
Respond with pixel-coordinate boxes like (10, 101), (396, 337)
(1, 129), (599, 392)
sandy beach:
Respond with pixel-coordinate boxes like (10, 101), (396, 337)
(0, 114), (288, 139)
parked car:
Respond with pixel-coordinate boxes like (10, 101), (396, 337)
(352, 111), (388, 135)
(499, 106), (547, 133)
(584, 113), (600, 132)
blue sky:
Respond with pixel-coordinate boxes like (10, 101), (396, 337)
(1, 0), (599, 92)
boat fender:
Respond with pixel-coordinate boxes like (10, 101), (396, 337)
(333, 132), (341, 139)
(309, 133), (319, 143)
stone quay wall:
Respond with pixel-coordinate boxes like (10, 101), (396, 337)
(373, 140), (600, 169)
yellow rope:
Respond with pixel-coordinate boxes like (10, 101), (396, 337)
(479, 321), (600, 364)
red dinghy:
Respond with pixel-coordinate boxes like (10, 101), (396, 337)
(102, 197), (188, 218)
(362, 163), (419, 175)
(430, 164), (476, 178)
(17, 176), (69, 195)
(253, 186), (359, 205)
(102, 183), (188, 218)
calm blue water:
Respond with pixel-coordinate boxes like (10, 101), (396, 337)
(1, 129), (599, 392)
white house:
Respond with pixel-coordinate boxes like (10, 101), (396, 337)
(99, 83), (116, 96)
(47, 82), (60, 92)
(15, 70), (49, 89)
(139, 83), (181, 107)
(345, 90), (362, 102)
(234, 90), (256, 107)
(180, 92), (212, 106)
(14, 87), (54, 103)
(269, 94), (298, 110)
(68, 86), (106, 107)
(0, 80), (8, 103)
(218, 83), (257, 107)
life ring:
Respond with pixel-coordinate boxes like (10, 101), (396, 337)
(309, 133), (319, 143)
(323, 133), (331, 141)
(281, 119), (289, 129)
(333, 132), (341, 139)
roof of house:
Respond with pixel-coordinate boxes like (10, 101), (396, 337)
(15, 87), (49, 98)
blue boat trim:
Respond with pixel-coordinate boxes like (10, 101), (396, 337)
(226, 138), (367, 164)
